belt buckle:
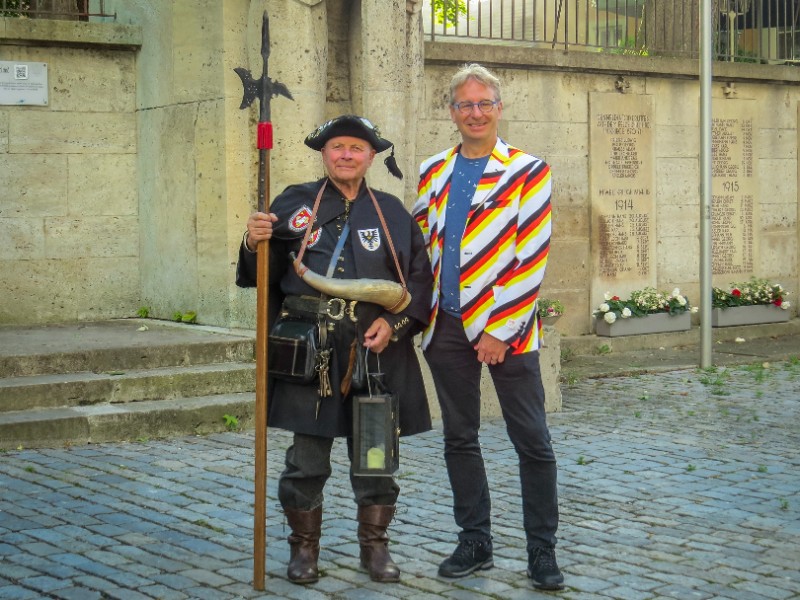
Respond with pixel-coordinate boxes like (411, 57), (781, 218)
(326, 298), (346, 320)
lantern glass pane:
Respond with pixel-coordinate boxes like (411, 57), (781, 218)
(357, 401), (387, 471)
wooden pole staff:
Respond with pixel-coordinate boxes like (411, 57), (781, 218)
(234, 12), (293, 591)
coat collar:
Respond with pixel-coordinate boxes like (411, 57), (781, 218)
(447, 138), (510, 208)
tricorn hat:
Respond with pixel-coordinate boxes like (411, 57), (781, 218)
(304, 114), (402, 179)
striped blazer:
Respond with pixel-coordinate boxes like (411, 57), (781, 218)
(412, 138), (552, 354)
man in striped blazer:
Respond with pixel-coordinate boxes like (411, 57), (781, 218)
(412, 63), (564, 591)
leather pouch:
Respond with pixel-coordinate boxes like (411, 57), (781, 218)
(268, 318), (318, 384)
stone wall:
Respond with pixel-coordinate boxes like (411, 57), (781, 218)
(1, 7), (798, 340)
(422, 42), (800, 336)
(0, 18), (141, 323)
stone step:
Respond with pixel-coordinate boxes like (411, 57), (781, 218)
(560, 319), (800, 357)
(0, 320), (259, 449)
(0, 362), (256, 413)
(0, 392), (256, 450)
(0, 319), (255, 378)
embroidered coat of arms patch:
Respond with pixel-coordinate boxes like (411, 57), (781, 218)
(358, 228), (381, 251)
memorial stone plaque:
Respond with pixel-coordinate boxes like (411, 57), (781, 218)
(589, 93), (656, 305)
(0, 61), (48, 106)
(711, 100), (757, 279)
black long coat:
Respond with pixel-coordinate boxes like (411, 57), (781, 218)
(236, 178), (433, 438)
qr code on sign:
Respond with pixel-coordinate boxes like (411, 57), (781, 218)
(15, 65), (29, 80)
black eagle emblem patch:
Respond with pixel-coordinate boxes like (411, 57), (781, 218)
(358, 228), (381, 251)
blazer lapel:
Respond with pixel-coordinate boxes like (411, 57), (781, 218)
(434, 147), (460, 233)
(469, 139), (511, 210)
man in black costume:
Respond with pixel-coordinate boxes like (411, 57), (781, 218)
(236, 115), (432, 585)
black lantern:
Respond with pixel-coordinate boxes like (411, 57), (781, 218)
(352, 371), (399, 476)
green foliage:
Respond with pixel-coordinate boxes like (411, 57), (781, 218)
(741, 362), (771, 383)
(173, 310), (197, 323)
(136, 307), (150, 318)
(595, 287), (695, 324)
(607, 36), (649, 56)
(193, 519), (225, 533)
(538, 298), (565, 318)
(223, 414), (239, 431)
(1, 0), (29, 17)
(712, 277), (790, 309)
(560, 370), (579, 385)
(432, 0), (467, 25)
(733, 49), (759, 63)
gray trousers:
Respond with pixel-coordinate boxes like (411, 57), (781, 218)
(278, 432), (400, 510)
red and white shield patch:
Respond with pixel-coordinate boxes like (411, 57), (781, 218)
(289, 205), (313, 232)
(307, 228), (322, 247)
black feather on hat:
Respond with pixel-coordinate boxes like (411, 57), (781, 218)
(305, 114), (403, 179)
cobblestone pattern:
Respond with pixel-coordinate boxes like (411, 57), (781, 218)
(1, 361), (799, 599)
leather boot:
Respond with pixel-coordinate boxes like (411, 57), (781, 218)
(284, 506), (322, 584)
(357, 504), (400, 582)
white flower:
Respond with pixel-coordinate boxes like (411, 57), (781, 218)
(621, 307), (632, 318)
(672, 287), (681, 297)
(735, 337), (746, 343)
(599, 303), (610, 313)
(677, 296), (687, 306)
(604, 291), (613, 301)
(691, 306), (699, 313)
(780, 301), (791, 310)
(604, 311), (617, 324)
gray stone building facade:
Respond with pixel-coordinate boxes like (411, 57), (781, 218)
(1, 0), (798, 338)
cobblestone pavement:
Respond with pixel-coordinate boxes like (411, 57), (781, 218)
(1, 361), (799, 600)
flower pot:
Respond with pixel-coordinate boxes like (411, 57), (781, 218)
(711, 305), (790, 327)
(595, 312), (691, 337)
(540, 315), (561, 325)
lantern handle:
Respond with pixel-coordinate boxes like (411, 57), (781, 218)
(365, 349), (386, 397)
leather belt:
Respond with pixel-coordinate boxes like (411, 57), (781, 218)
(283, 295), (358, 322)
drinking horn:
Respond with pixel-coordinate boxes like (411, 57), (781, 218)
(290, 252), (410, 314)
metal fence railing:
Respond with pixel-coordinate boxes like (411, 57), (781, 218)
(424, 0), (800, 64)
(0, 0), (115, 20)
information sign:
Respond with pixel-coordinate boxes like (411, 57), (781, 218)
(0, 61), (48, 106)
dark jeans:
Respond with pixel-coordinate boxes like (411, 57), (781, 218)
(424, 312), (559, 551)
(278, 432), (400, 510)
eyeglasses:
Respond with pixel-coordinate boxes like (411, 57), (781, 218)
(451, 100), (499, 115)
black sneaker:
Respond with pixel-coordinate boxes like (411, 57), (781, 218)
(527, 546), (564, 590)
(438, 538), (494, 578)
